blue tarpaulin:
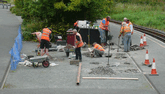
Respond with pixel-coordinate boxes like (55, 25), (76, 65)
(9, 25), (23, 70)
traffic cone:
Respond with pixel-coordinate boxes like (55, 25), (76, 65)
(144, 49), (150, 65)
(140, 35), (143, 47)
(149, 58), (159, 76)
(143, 33), (147, 46)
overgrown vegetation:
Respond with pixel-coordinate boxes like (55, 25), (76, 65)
(111, 1), (165, 31)
(10, 0), (113, 41)
(10, 0), (165, 41)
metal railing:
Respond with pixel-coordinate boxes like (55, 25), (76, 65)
(110, 19), (165, 42)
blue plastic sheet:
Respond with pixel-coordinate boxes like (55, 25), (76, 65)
(9, 25), (23, 70)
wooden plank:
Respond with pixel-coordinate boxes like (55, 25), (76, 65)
(82, 77), (138, 80)
(70, 60), (79, 65)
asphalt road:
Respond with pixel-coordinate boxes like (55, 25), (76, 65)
(0, 6), (20, 83)
(1, 6), (165, 94)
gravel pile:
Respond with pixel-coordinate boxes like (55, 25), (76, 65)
(89, 66), (116, 75)
(114, 53), (127, 59)
(130, 45), (145, 51)
(124, 69), (139, 73)
(82, 52), (91, 57)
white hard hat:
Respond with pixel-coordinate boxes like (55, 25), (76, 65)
(124, 17), (127, 20)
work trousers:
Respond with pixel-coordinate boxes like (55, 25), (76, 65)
(93, 49), (104, 57)
(124, 32), (131, 52)
(98, 27), (106, 43)
(75, 47), (82, 60)
(122, 36), (132, 46)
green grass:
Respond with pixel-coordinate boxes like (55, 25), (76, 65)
(111, 3), (165, 31)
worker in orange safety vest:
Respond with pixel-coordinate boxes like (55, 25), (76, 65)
(126, 19), (134, 46)
(92, 42), (105, 57)
(98, 16), (111, 47)
(120, 17), (128, 45)
(40, 27), (52, 58)
(73, 29), (84, 62)
(118, 22), (131, 52)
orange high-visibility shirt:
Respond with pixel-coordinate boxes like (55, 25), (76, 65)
(41, 28), (51, 41)
(94, 44), (105, 51)
(75, 33), (83, 48)
(99, 18), (109, 30)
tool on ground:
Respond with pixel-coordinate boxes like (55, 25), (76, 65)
(106, 32), (113, 66)
(83, 77), (138, 80)
(77, 63), (82, 85)
(107, 39), (111, 66)
(117, 37), (120, 52)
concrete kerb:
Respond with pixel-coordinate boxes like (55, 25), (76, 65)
(0, 61), (11, 89)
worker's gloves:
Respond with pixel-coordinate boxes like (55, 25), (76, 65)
(131, 31), (133, 35)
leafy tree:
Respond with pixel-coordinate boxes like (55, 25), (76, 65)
(19, 0), (114, 41)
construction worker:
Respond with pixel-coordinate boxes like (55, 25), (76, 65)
(74, 20), (79, 31)
(92, 42), (105, 57)
(73, 29), (84, 62)
(98, 16), (111, 47)
(120, 17), (128, 45)
(118, 22), (131, 52)
(126, 19), (134, 46)
(40, 27), (52, 58)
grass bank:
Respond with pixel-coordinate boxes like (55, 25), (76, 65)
(111, 3), (165, 31)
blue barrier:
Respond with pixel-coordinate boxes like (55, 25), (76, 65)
(9, 25), (23, 70)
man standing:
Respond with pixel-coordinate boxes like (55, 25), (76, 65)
(120, 17), (128, 45)
(73, 29), (84, 62)
(118, 22), (131, 52)
(126, 19), (134, 46)
(92, 42), (105, 57)
(98, 16), (111, 47)
(40, 27), (52, 58)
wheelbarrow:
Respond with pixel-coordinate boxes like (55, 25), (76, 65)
(29, 55), (50, 68)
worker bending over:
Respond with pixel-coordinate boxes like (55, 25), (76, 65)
(40, 27), (52, 58)
(73, 29), (84, 62)
(92, 42), (105, 57)
(118, 22), (131, 52)
(98, 16), (111, 47)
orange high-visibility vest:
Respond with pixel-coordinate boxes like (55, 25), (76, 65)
(127, 21), (134, 34)
(99, 18), (109, 30)
(120, 26), (131, 36)
(76, 32), (83, 48)
(127, 22), (132, 26)
(41, 28), (51, 41)
(94, 44), (105, 51)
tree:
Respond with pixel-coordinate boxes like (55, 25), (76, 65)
(20, 0), (114, 40)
